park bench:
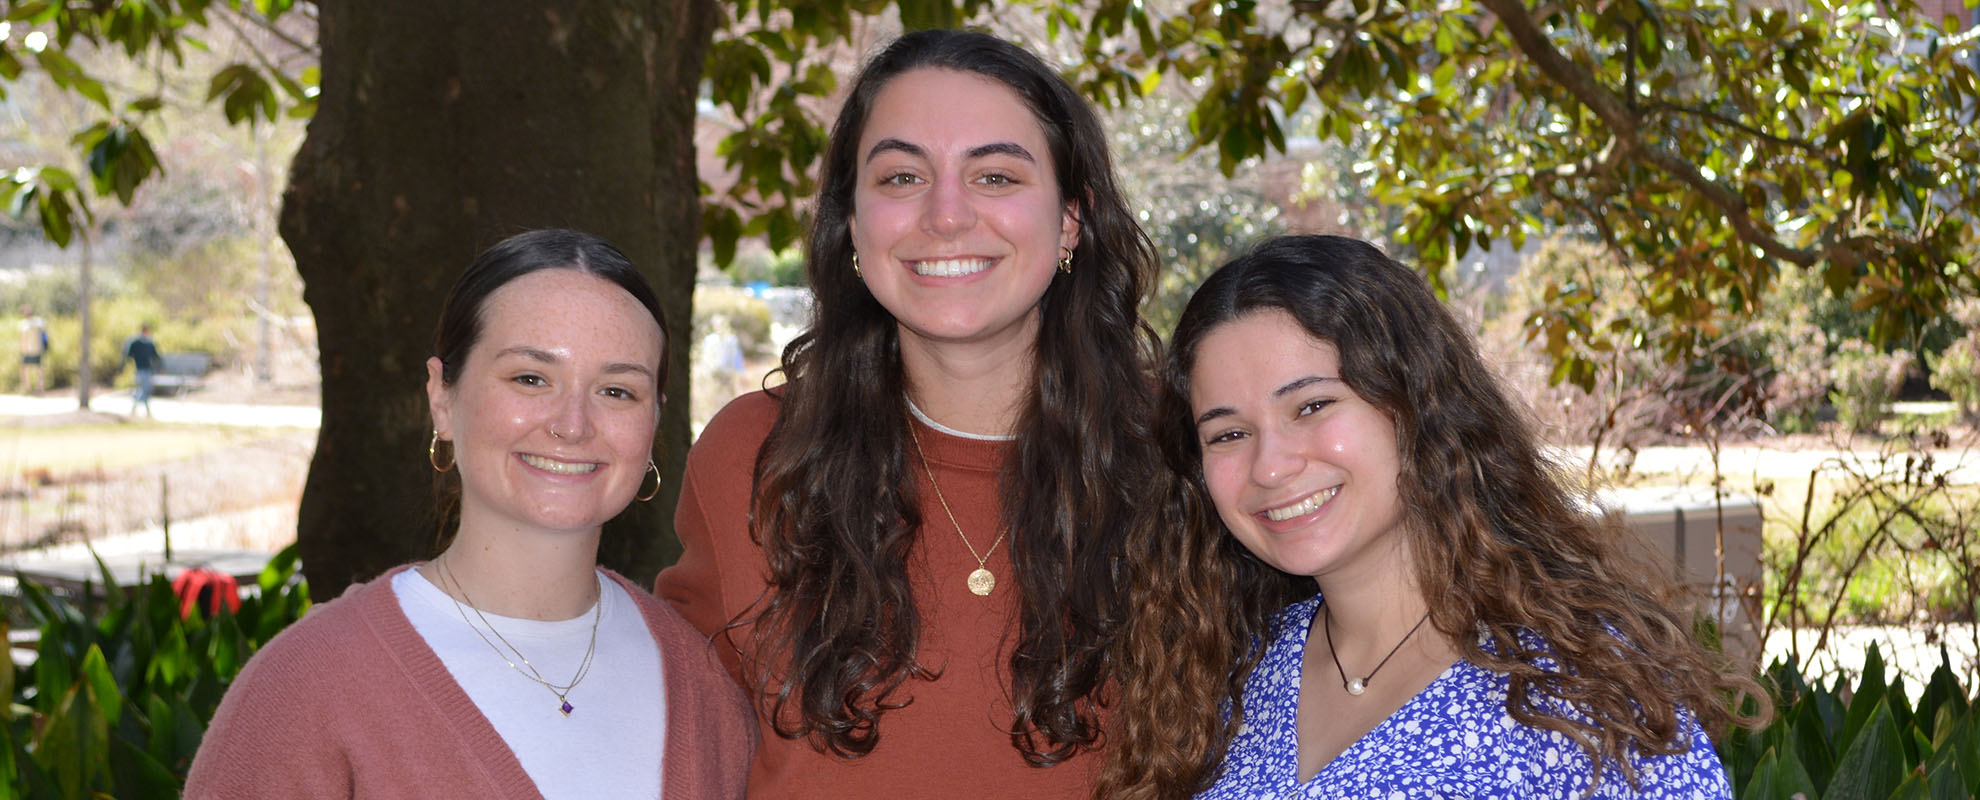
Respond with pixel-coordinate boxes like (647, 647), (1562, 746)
(152, 353), (213, 395)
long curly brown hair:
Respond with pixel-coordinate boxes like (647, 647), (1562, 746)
(742, 30), (1162, 766)
(1099, 235), (1767, 798)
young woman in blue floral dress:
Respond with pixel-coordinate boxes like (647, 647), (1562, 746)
(1098, 235), (1765, 799)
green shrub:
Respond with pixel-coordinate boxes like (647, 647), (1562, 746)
(1720, 646), (1978, 799)
(692, 286), (774, 360)
(0, 297), (231, 393)
(1829, 341), (1913, 435)
(1762, 317), (1832, 434)
(0, 233), (302, 395)
(1762, 469), (1978, 629)
(1, 545), (310, 798)
(1928, 334), (1979, 424)
(729, 247), (806, 288)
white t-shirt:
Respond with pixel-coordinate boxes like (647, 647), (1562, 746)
(18, 317), (46, 357)
(396, 569), (665, 799)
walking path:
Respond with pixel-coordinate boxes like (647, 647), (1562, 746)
(0, 391), (320, 429)
(1613, 443), (1980, 484)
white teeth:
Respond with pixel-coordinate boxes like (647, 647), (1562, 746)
(913, 257), (992, 277)
(521, 454), (598, 475)
(1266, 487), (1338, 521)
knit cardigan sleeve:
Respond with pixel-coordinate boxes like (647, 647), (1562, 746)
(190, 568), (755, 799)
(185, 569), (542, 799)
(620, 572), (756, 799)
(185, 591), (365, 798)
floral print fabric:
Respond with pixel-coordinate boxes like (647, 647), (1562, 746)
(1197, 595), (1731, 799)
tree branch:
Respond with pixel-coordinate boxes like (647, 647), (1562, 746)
(1639, 100), (1826, 155)
(1474, 0), (1823, 267)
(216, 5), (320, 59)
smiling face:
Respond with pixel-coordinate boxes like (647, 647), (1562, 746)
(427, 269), (664, 540)
(1188, 310), (1408, 586)
(847, 67), (1079, 353)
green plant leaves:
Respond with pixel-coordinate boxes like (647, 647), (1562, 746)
(1051, 0), (1980, 372)
(2, 166), (90, 247)
(205, 62), (279, 125)
(1740, 743), (1819, 799)
(1829, 702), (1908, 799)
(34, 671), (111, 799)
(5, 2), (309, 248)
(4, 543), (309, 796)
(1724, 648), (1980, 799)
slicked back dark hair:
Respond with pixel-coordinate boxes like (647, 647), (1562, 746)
(428, 228), (667, 551)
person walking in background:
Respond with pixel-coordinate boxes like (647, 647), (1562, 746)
(17, 305), (47, 394)
(122, 323), (161, 417)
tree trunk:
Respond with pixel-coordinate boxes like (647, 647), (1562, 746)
(283, 0), (715, 598)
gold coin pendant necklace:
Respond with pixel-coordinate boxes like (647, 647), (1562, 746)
(909, 423), (1007, 596)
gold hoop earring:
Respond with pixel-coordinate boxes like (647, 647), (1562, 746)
(429, 431), (455, 472)
(852, 251), (862, 279)
(1057, 246), (1074, 274)
(636, 460), (662, 502)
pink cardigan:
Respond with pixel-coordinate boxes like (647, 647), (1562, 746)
(185, 565), (753, 799)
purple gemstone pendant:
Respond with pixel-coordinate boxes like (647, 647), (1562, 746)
(559, 700), (574, 716)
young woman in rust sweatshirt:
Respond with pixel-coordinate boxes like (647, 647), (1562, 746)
(656, 30), (1164, 798)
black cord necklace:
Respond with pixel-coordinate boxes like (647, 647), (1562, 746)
(1322, 604), (1432, 696)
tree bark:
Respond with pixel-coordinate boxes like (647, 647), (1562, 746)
(283, 0), (716, 597)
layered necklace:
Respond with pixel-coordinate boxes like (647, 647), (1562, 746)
(908, 423), (1008, 596)
(437, 558), (602, 716)
(1322, 604), (1431, 697)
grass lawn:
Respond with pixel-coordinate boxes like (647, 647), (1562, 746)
(0, 419), (301, 476)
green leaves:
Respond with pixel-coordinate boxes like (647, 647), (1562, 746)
(206, 62), (279, 125)
(1048, 0), (1980, 369)
(1722, 649), (1980, 799)
(3, 1), (311, 248)
(1740, 741), (1820, 799)
(3, 166), (90, 247)
(697, 0), (998, 266)
(74, 121), (162, 205)
(4, 543), (311, 797)
(31, 46), (109, 110)
(1830, 702), (1908, 799)
(35, 662), (113, 800)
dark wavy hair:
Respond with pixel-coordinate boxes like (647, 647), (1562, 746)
(740, 29), (1161, 765)
(428, 228), (667, 550)
(1100, 235), (1766, 797)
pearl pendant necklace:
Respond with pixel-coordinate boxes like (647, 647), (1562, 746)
(1323, 604), (1431, 697)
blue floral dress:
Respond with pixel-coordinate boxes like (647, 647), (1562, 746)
(1197, 595), (1731, 799)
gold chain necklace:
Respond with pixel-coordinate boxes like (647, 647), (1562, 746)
(908, 423), (1007, 596)
(437, 559), (602, 716)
